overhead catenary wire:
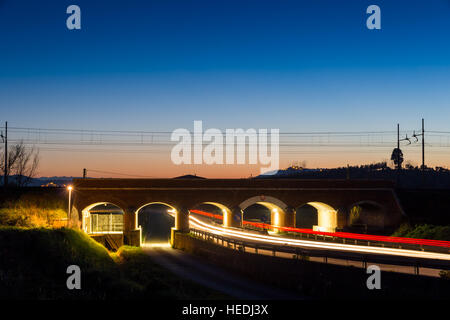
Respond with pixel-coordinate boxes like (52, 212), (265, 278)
(85, 169), (158, 178)
(3, 125), (449, 171)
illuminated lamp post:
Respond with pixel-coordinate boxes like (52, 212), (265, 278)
(67, 186), (73, 227)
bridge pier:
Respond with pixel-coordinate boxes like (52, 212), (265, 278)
(285, 206), (296, 228)
(175, 207), (190, 232)
(337, 207), (348, 230)
(224, 207), (242, 228)
(270, 208), (285, 232)
(233, 206), (243, 228)
(123, 208), (141, 246)
(171, 207), (190, 247)
(271, 206), (296, 232)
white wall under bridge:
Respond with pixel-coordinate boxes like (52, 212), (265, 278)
(81, 202), (125, 235)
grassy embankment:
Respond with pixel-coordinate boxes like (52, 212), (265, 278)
(0, 192), (66, 228)
(0, 193), (227, 299)
(0, 227), (228, 299)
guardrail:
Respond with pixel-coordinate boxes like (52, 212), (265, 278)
(189, 209), (450, 254)
(190, 228), (450, 275)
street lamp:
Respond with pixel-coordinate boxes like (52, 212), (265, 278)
(67, 186), (73, 227)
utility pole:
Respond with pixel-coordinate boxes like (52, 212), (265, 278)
(396, 123), (400, 184)
(83, 168), (87, 178)
(421, 118), (425, 186)
(411, 118), (425, 186)
(3, 121), (7, 188)
(421, 118), (425, 171)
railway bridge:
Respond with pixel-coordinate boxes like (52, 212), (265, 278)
(70, 178), (404, 246)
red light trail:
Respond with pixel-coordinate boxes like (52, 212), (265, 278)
(189, 209), (450, 248)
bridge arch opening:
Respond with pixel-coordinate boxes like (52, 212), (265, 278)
(295, 204), (318, 229)
(136, 202), (176, 244)
(190, 202), (231, 226)
(297, 202), (337, 233)
(81, 202), (124, 234)
(243, 203), (271, 225)
(348, 201), (385, 232)
(240, 196), (288, 230)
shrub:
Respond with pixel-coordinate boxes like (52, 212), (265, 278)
(392, 223), (450, 241)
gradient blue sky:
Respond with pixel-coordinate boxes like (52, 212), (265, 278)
(0, 0), (449, 176)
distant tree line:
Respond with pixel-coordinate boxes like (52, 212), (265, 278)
(264, 161), (450, 189)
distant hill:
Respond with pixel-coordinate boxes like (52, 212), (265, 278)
(173, 174), (206, 179)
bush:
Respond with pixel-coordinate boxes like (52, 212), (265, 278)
(439, 270), (450, 280)
(392, 223), (450, 241)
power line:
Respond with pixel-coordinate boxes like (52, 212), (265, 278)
(8, 126), (397, 135)
(86, 169), (157, 178)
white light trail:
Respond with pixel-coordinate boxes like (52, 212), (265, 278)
(188, 215), (450, 261)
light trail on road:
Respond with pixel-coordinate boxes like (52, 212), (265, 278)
(190, 209), (450, 248)
(188, 215), (450, 262)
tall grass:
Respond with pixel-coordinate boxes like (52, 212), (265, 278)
(0, 193), (66, 228)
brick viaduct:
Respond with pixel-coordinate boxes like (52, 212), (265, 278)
(70, 178), (405, 246)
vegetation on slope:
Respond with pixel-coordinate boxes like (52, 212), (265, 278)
(0, 227), (226, 299)
(0, 192), (66, 228)
(392, 223), (450, 241)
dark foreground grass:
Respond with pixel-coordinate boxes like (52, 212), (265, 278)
(0, 227), (227, 300)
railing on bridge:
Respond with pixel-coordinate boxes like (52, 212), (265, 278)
(189, 228), (450, 277)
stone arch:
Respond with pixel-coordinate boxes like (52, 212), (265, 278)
(134, 201), (177, 245)
(135, 202), (176, 244)
(296, 201), (338, 232)
(295, 203), (318, 229)
(81, 202), (125, 234)
(136, 202), (177, 217)
(239, 196), (288, 211)
(239, 196), (290, 229)
(348, 200), (386, 230)
(190, 201), (233, 226)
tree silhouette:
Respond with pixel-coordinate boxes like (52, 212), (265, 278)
(1, 140), (39, 187)
(391, 148), (404, 170)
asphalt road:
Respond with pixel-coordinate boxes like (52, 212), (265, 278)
(189, 215), (450, 271)
(143, 245), (304, 300)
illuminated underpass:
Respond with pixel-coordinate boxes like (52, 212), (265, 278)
(137, 203), (175, 244)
